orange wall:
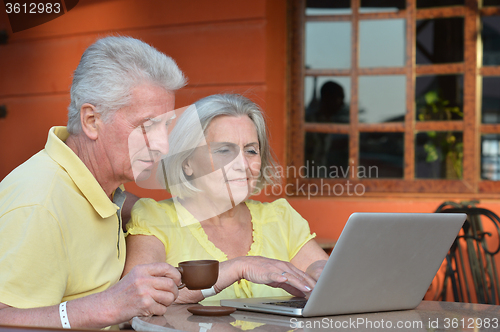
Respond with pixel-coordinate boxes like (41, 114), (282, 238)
(2, 0), (500, 302)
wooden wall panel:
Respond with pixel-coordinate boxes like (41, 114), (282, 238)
(0, 21), (266, 96)
(0, 94), (69, 177)
(0, 37), (88, 96)
(0, 0), (266, 40)
(175, 85), (266, 108)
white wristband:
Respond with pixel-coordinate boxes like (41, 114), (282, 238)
(201, 286), (217, 298)
(59, 301), (71, 329)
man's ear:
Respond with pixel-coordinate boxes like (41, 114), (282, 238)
(80, 104), (100, 140)
(183, 159), (193, 177)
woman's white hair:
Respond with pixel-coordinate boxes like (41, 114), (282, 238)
(67, 36), (186, 134)
(161, 94), (281, 198)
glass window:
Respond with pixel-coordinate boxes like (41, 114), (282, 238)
(305, 76), (350, 123)
(482, 16), (500, 66)
(305, 22), (351, 69)
(416, 75), (464, 121)
(358, 75), (406, 123)
(359, 132), (404, 178)
(415, 131), (463, 179)
(291, 0), (500, 196)
(304, 133), (349, 178)
(481, 134), (500, 180)
(416, 18), (464, 65)
(482, 77), (500, 124)
(417, 0), (464, 8)
(359, 19), (406, 68)
(360, 0), (405, 13)
(483, 0), (500, 6)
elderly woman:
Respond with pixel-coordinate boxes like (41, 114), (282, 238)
(123, 94), (329, 304)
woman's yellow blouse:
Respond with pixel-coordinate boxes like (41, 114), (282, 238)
(127, 198), (316, 303)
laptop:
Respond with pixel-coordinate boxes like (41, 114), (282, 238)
(221, 212), (466, 317)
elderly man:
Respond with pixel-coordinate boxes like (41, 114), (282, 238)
(0, 36), (185, 328)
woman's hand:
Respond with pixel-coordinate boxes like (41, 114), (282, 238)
(216, 256), (316, 297)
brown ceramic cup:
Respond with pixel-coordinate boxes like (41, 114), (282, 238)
(176, 259), (219, 290)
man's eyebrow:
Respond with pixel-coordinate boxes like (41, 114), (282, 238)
(144, 117), (161, 123)
(145, 113), (176, 123)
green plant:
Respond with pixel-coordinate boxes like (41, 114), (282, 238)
(418, 91), (464, 179)
(417, 90), (463, 121)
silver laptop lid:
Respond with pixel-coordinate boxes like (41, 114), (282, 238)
(221, 212), (465, 317)
(302, 212), (466, 316)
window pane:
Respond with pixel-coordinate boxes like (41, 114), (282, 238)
(482, 77), (500, 123)
(417, 0), (464, 8)
(358, 75), (406, 123)
(482, 134), (500, 180)
(415, 131), (463, 179)
(304, 133), (349, 178)
(482, 16), (500, 66)
(360, 0), (405, 13)
(360, 19), (406, 68)
(306, 0), (351, 15)
(416, 18), (464, 64)
(305, 22), (351, 69)
(483, 0), (500, 6)
(416, 75), (464, 121)
(360, 132), (404, 178)
(305, 77), (350, 123)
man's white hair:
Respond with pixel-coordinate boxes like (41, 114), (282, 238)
(67, 36), (186, 134)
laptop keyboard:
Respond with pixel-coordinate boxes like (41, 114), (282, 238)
(263, 300), (308, 308)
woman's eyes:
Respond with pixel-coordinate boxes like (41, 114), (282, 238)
(245, 148), (259, 155)
(214, 149), (230, 154)
(212, 145), (259, 155)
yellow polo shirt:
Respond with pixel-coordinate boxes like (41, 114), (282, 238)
(0, 126), (126, 308)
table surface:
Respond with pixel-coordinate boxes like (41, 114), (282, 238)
(132, 300), (500, 331)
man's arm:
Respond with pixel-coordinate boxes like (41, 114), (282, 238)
(0, 263), (181, 329)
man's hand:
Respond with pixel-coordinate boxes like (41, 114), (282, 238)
(0, 263), (181, 329)
(105, 263), (181, 322)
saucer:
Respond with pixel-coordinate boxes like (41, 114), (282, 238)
(187, 305), (236, 316)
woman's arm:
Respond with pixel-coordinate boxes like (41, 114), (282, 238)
(124, 235), (319, 304)
(173, 256), (319, 304)
(123, 235), (166, 277)
(290, 239), (329, 281)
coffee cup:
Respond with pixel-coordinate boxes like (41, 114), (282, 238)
(176, 259), (219, 290)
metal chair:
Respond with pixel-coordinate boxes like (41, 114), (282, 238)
(434, 201), (500, 304)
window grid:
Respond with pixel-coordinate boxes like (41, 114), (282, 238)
(288, 0), (500, 197)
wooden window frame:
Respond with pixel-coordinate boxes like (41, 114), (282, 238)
(287, 0), (500, 198)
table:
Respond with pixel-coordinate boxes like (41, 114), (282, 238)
(132, 300), (500, 331)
